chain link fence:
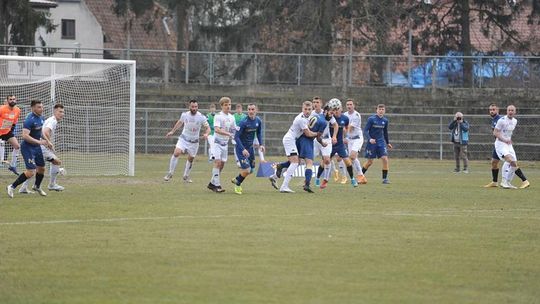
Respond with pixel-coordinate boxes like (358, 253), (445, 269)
(135, 108), (540, 161)
(3, 45), (540, 88)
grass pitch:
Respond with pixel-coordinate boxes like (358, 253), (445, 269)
(1, 155), (539, 303)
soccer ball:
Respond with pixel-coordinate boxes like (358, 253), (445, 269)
(58, 167), (67, 176)
(327, 98), (342, 110)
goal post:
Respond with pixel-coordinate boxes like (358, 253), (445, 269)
(0, 55), (136, 176)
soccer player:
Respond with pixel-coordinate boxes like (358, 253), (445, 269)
(493, 105), (530, 189)
(330, 105), (358, 187)
(206, 103), (216, 161)
(19, 104), (66, 193)
(344, 98), (367, 184)
(7, 100), (51, 198)
(313, 97), (338, 189)
(164, 99), (210, 183)
(270, 101), (318, 193)
(208, 97), (236, 193)
(484, 103), (502, 187)
(231, 104), (265, 194)
(0, 94), (22, 175)
(233, 103), (247, 167)
(362, 104), (393, 184)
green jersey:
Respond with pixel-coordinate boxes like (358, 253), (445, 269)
(234, 113), (247, 125)
(207, 112), (216, 136)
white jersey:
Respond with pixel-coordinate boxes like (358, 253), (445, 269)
(43, 116), (58, 140)
(494, 115), (517, 144)
(344, 110), (362, 138)
(285, 113), (309, 139)
(180, 111), (208, 141)
(213, 111), (236, 144)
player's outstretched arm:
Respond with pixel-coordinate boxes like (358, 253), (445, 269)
(166, 119), (183, 137)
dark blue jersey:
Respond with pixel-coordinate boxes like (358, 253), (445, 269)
(330, 114), (349, 146)
(491, 114), (501, 129)
(234, 116), (263, 151)
(308, 114), (328, 135)
(364, 114), (389, 144)
(23, 112), (44, 146)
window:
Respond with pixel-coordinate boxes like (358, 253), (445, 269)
(61, 19), (75, 39)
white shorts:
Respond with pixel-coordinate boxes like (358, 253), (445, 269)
(41, 146), (59, 162)
(175, 137), (199, 157)
(495, 142), (516, 162)
(283, 136), (298, 156)
(211, 143), (228, 161)
(207, 135), (215, 153)
(253, 137), (260, 146)
(347, 137), (363, 154)
(314, 138), (332, 157)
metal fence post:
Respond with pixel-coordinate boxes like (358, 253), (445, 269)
(297, 55), (302, 86)
(185, 52), (189, 84)
(253, 54), (258, 85)
(144, 109), (148, 154)
(439, 115), (443, 160)
(209, 52), (214, 85)
(163, 55), (170, 83)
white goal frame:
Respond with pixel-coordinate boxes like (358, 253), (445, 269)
(0, 55), (136, 176)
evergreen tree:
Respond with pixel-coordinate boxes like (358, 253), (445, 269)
(0, 0), (56, 55)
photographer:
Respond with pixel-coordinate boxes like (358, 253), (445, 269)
(448, 112), (470, 173)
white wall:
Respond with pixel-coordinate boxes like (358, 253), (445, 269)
(36, 0), (103, 59)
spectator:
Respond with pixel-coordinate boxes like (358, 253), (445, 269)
(449, 112), (470, 173)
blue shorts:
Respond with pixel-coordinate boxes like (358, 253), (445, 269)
(21, 141), (45, 170)
(364, 142), (388, 159)
(235, 146), (255, 170)
(492, 148), (501, 160)
(331, 143), (348, 158)
(296, 136), (314, 160)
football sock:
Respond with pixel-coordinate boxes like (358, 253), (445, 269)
(362, 166), (368, 174)
(502, 162), (510, 180)
(323, 166), (331, 180)
(211, 167), (220, 186)
(317, 165), (324, 178)
(183, 160), (193, 177)
(235, 174), (245, 186)
(305, 168), (313, 186)
(382, 170), (388, 179)
(10, 149), (19, 167)
(353, 159), (363, 175)
(50, 164), (59, 185)
(11, 173), (28, 188)
(258, 148), (265, 162)
(346, 165), (354, 178)
(282, 163), (298, 188)
(515, 168), (527, 181)
(492, 168), (499, 182)
(35, 173), (44, 188)
(168, 155), (179, 174)
(338, 160), (347, 176)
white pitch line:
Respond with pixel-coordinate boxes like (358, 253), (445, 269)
(1, 209), (539, 226)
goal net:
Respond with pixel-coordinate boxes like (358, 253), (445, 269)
(0, 55), (136, 176)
